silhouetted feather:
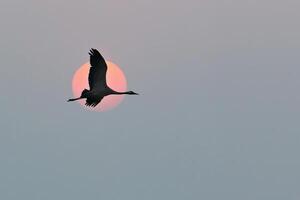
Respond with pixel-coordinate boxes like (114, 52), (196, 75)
(88, 48), (107, 90)
(85, 97), (103, 107)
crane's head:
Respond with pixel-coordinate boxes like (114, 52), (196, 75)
(127, 91), (139, 95)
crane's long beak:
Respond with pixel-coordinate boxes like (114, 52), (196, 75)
(67, 97), (82, 102)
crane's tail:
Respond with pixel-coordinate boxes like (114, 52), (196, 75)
(68, 89), (89, 102)
(81, 89), (89, 96)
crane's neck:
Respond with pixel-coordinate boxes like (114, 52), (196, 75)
(108, 88), (138, 95)
(111, 91), (132, 95)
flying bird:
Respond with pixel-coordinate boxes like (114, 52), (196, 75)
(68, 48), (138, 107)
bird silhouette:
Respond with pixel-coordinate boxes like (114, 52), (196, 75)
(68, 48), (138, 107)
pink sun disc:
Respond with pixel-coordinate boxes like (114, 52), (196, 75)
(71, 61), (127, 112)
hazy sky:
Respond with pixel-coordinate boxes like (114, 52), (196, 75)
(1, 0), (300, 199)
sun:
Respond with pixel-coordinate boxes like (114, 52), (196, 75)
(71, 61), (127, 112)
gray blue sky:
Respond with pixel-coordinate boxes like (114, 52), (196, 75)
(1, 0), (300, 199)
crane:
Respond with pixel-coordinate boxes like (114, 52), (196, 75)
(68, 48), (138, 107)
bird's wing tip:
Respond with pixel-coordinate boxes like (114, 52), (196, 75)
(89, 48), (98, 55)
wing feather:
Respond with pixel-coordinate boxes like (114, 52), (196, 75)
(88, 48), (108, 90)
(85, 97), (104, 107)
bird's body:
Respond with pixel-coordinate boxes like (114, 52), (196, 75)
(68, 48), (138, 107)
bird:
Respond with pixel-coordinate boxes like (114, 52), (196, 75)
(68, 48), (138, 107)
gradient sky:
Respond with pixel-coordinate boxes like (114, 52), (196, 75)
(1, 0), (300, 199)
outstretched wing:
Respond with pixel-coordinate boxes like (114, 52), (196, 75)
(85, 97), (104, 107)
(88, 48), (108, 90)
